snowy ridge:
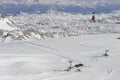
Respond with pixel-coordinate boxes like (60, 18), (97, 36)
(0, 0), (120, 7)
(0, 17), (14, 30)
(3, 11), (120, 40)
(0, 0), (120, 15)
(39, 0), (118, 7)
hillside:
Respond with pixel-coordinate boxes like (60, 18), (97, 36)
(1, 11), (119, 41)
(0, 17), (14, 31)
(0, 1), (120, 80)
(1, 11), (120, 41)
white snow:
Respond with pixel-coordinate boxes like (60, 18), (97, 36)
(0, 34), (120, 80)
(0, 18), (14, 30)
(6, 11), (120, 40)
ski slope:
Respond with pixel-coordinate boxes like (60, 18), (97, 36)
(0, 34), (120, 80)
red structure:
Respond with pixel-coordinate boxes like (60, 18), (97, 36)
(91, 15), (95, 20)
(91, 15), (95, 21)
(91, 12), (96, 22)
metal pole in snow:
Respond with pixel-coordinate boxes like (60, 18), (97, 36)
(105, 50), (109, 57)
(68, 61), (72, 70)
(105, 50), (109, 54)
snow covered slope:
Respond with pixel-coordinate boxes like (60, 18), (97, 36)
(0, 34), (120, 80)
(0, 18), (14, 30)
(1, 11), (120, 41)
(4, 11), (120, 41)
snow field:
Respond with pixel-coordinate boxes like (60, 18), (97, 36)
(0, 34), (120, 80)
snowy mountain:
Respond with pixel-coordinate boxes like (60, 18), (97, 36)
(1, 10), (120, 41)
(40, 0), (120, 7)
(0, 18), (14, 31)
(0, 0), (120, 15)
(0, 14), (16, 38)
(0, 0), (120, 6)
(0, 11), (118, 41)
(0, 34), (120, 80)
(0, 1), (120, 79)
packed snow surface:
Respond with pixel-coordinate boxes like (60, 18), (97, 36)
(0, 34), (120, 80)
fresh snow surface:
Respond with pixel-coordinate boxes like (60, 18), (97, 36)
(0, 34), (120, 80)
